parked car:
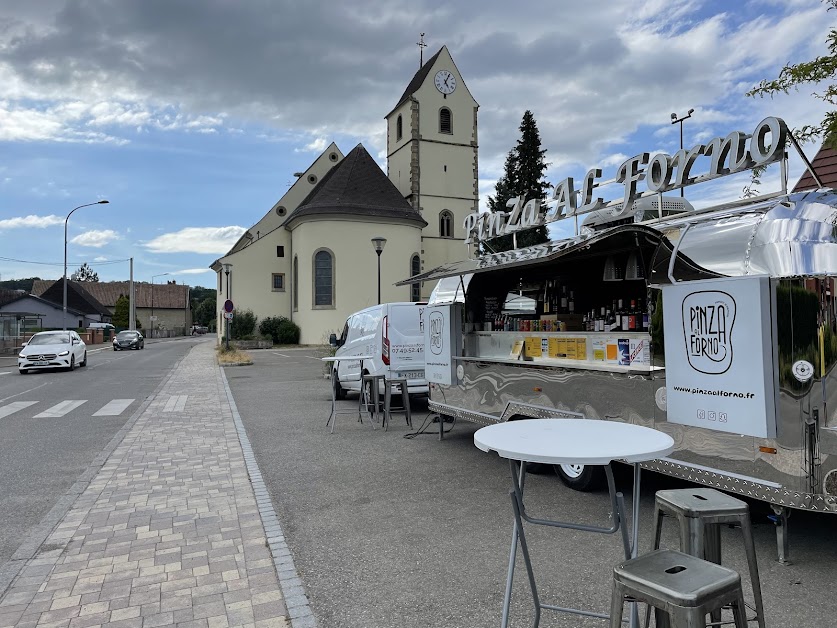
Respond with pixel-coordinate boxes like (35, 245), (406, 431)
(190, 325), (208, 335)
(331, 302), (427, 400)
(113, 330), (145, 350)
(18, 330), (87, 374)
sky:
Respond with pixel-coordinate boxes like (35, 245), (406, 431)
(0, 0), (833, 287)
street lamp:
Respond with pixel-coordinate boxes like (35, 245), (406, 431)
(371, 237), (387, 305)
(63, 200), (109, 330)
(671, 109), (695, 197)
(151, 273), (170, 338)
(222, 264), (233, 350)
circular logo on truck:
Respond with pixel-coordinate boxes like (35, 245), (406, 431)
(429, 311), (444, 356)
(792, 360), (814, 383)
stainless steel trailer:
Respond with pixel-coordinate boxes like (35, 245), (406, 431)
(403, 188), (837, 562)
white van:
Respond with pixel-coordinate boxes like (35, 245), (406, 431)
(88, 322), (115, 330)
(331, 302), (427, 399)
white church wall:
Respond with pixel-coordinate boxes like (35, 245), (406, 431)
(291, 219), (422, 345)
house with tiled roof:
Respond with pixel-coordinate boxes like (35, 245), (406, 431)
(793, 145), (837, 192)
(32, 279), (191, 334)
(210, 45), (478, 344)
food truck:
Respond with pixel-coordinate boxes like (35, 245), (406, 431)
(399, 117), (837, 562)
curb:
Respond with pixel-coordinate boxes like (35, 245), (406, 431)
(219, 361), (254, 367)
(219, 367), (317, 628)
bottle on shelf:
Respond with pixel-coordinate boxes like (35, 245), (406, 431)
(561, 285), (568, 313)
(629, 299), (638, 330)
(606, 308), (615, 332)
(568, 290), (575, 313)
(642, 299), (650, 331)
(615, 299), (623, 329)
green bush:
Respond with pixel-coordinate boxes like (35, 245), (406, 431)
(276, 319), (301, 344)
(230, 309), (257, 339)
(258, 316), (300, 344)
(259, 316), (288, 343)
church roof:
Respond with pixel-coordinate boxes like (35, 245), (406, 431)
(388, 47), (443, 116)
(793, 144), (837, 192)
(284, 144), (427, 228)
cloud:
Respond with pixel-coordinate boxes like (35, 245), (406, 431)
(93, 256), (108, 262)
(144, 226), (246, 254)
(173, 268), (214, 275)
(70, 229), (120, 247)
(0, 214), (64, 229)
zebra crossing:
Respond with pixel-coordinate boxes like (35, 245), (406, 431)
(0, 394), (190, 421)
(0, 398), (136, 420)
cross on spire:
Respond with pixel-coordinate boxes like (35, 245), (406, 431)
(416, 32), (427, 67)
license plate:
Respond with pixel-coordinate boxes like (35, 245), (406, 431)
(32, 361), (49, 366)
(400, 370), (424, 380)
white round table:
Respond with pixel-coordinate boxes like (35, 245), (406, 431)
(475, 418), (675, 464)
(475, 419), (675, 628)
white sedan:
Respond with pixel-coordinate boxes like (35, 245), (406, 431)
(18, 330), (88, 374)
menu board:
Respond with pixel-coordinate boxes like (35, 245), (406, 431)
(484, 296), (501, 320)
(524, 337), (543, 357)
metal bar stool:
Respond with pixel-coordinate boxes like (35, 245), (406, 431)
(650, 488), (765, 628)
(359, 374), (384, 428)
(383, 377), (412, 430)
(611, 549), (748, 628)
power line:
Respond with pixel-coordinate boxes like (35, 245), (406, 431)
(0, 256), (131, 267)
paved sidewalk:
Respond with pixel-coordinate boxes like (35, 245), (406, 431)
(0, 342), (301, 628)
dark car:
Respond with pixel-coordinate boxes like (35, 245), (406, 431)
(113, 330), (145, 351)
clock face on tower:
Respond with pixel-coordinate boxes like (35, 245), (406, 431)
(434, 70), (456, 94)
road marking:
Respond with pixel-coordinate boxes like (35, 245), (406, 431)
(93, 399), (135, 417)
(34, 400), (87, 418)
(0, 371), (10, 375)
(163, 395), (188, 412)
(0, 382), (49, 404)
(0, 401), (39, 419)
(272, 352), (292, 358)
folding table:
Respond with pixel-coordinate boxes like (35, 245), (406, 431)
(475, 418), (674, 627)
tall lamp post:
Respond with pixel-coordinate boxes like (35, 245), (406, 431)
(670, 109), (694, 197)
(222, 263), (233, 350)
(151, 273), (170, 338)
(63, 200), (109, 330)
(371, 237), (387, 305)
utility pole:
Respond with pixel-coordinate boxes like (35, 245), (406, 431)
(129, 258), (134, 331)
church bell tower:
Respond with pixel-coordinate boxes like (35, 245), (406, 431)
(385, 45), (479, 299)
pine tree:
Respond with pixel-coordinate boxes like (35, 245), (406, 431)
(70, 262), (99, 282)
(112, 294), (130, 328)
(486, 111), (551, 252)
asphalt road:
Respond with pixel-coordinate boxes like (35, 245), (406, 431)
(226, 347), (837, 628)
(0, 336), (207, 569)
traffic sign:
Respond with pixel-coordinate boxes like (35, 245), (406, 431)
(223, 312), (234, 320)
(149, 315), (158, 321)
(224, 299), (234, 313)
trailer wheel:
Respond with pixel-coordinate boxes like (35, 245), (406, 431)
(554, 463), (603, 491)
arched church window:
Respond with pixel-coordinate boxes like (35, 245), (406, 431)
(410, 254), (421, 302)
(396, 115), (403, 141)
(293, 256), (299, 311)
(439, 108), (452, 134)
(439, 210), (453, 238)
(313, 249), (334, 308)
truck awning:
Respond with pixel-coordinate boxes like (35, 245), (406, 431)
(396, 224), (665, 285)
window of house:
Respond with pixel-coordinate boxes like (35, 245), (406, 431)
(314, 249), (334, 307)
(440, 210), (453, 238)
(410, 254), (421, 302)
(272, 273), (285, 291)
(277, 246), (284, 257)
(396, 114), (403, 141)
(439, 107), (452, 134)
(293, 256), (298, 311)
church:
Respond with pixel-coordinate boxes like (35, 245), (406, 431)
(211, 46), (479, 344)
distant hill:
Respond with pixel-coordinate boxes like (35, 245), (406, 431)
(0, 277), (39, 292)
